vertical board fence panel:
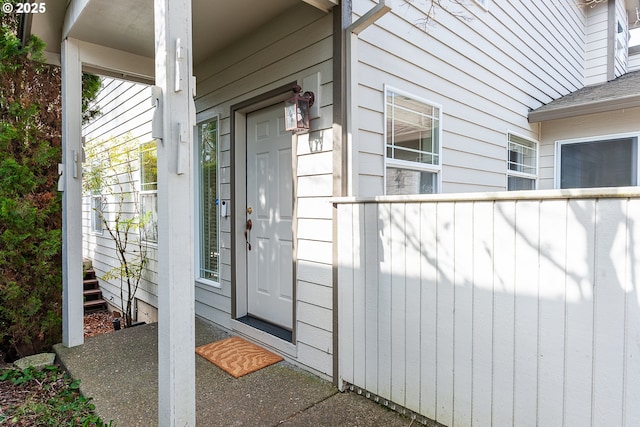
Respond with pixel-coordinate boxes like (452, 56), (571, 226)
(405, 203), (423, 413)
(337, 203), (354, 389)
(592, 199), (626, 426)
(563, 199), (595, 427)
(436, 202), (455, 426)
(336, 191), (640, 427)
(624, 199), (640, 427)
(419, 202), (438, 419)
(491, 201), (516, 427)
(364, 202), (380, 395)
(471, 201), (494, 427)
(391, 203), (407, 407)
(378, 203), (393, 400)
(452, 203), (474, 427)
(537, 199), (567, 426)
(353, 204), (367, 390)
(513, 200), (539, 427)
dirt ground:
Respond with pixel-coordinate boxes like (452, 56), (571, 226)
(83, 311), (120, 338)
(0, 313), (118, 424)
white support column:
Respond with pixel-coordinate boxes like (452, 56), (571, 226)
(61, 37), (85, 348)
(154, 0), (196, 425)
(345, 30), (358, 196)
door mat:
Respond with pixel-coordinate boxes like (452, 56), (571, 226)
(195, 336), (283, 378)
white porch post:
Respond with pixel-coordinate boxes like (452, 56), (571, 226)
(61, 37), (85, 348)
(154, 0), (196, 425)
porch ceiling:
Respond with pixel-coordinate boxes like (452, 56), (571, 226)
(31, 0), (303, 67)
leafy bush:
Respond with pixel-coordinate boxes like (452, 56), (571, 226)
(0, 7), (101, 361)
(0, 20), (63, 360)
(0, 365), (113, 426)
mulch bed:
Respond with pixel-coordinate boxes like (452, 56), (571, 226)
(0, 312), (120, 425)
(0, 379), (34, 415)
(83, 312), (119, 338)
(0, 312), (117, 368)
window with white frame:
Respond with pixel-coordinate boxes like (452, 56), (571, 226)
(91, 191), (103, 234)
(89, 159), (104, 234)
(557, 134), (639, 189)
(616, 20), (628, 65)
(139, 140), (158, 244)
(385, 87), (441, 195)
(507, 133), (538, 191)
(198, 119), (219, 282)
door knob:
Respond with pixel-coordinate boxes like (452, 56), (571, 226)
(244, 219), (252, 251)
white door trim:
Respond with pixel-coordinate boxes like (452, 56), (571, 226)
(229, 83), (299, 343)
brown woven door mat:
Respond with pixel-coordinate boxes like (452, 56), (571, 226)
(195, 336), (283, 378)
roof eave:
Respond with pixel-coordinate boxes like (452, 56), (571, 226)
(528, 94), (640, 123)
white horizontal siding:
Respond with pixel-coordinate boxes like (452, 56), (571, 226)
(353, 0), (585, 196)
(297, 197), (333, 219)
(337, 191), (640, 426)
(629, 52), (640, 71)
(538, 107), (640, 189)
(297, 259), (332, 287)
(82, 77), (155, 316)
(585, 2), (610, 85)
(296, 218), (332, 241)
(193, 3), (334, 376)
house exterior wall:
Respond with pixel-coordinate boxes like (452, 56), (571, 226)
(193, 3), (335, 377)
(79, 0), (638, 389)
(351, 0), (586, 196)
(585, 0), (629, 85)
(82, 77), (158, 317)
(537, 106), (640, 189)
(586, 2), (611, 85)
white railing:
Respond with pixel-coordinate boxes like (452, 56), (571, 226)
(336, 188), (640, 427)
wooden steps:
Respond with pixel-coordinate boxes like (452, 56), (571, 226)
(83, 269), (108, 314)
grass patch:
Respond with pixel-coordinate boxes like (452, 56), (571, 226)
(0, 365), (113, 426)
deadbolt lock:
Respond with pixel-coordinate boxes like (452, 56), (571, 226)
(247, 207), (253, 214)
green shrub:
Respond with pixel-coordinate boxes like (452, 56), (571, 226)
(0, 3), (100, 361)
(0, 16), (62, 360)
(0, 365), (114, 426)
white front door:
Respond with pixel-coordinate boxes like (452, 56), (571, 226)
(246, 104), (293, 329)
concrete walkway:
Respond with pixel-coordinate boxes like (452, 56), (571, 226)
(54, 317), (414, 426)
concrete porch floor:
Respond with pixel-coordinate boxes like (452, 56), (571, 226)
(53, 317), (413, 426)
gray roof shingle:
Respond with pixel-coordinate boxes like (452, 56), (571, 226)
(528, 69), (640, 122)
